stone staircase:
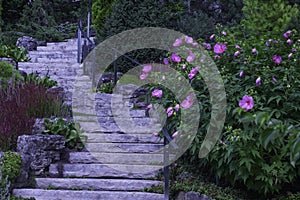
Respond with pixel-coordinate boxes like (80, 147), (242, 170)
(13, 39), (166, 200)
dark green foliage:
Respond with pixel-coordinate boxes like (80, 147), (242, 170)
(189, 0), (244, 26)
(2, 0), (82, 42)
(97, 81), (114, 94)
(43, 118), (85, 150)
(24, 73), (57, 89)
(99, 0), (217, 73)
(99, 0), (172, 73)
(0, 61), (22, 89)
(92, 0), (116, 36)
(0, 45), (30, 70)
(0, 152), (21, 183)
(242, 0), (298, 38)
(172, 11), (216, 40)
(0, 166), (10, 200)
(1, 0), (27, 31)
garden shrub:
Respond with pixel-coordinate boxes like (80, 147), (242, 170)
(0, 152), (21, 183)
(189, 0), (244, 27)
(0, 45), (30, 70)
(146, 27), (300, 196)
(242, 0), (298, 38)
(99, 0), (172, 73)
(92, 0), (116, 36)
(0, 61), (22, 89)
(0, 166), (10, 200)
(43, 118), (85, 150)
(24, 73), (57, 89)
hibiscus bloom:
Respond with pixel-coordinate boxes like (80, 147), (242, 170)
(166, 107), (174, 117)
(256, 77), (261, 86)
(203, 42), (212, 50)
(283, 30), (292, 38)
(272, 55), (282, 65)
(239, 95), (254, 111)
(186, 52), (195, 63)
(185, 36), (193, 44)
(214, 43), (226, 54)
(171, 53), (181, 63)
(173, 38), (183, 47)
(174, 104), (180, 111)
(140, 73), (148, 80)
(181, 93), (195, 108)
(172, 130), (182, 138)
(239, 71), (244, 78)
(152, 89), (163, 98)
(163, 58), (169, 65)
(142, 65), (152, 73)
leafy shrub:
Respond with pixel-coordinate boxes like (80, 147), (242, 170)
(24, 73), (57, 89)
(147, 26), (300, 196)
(0, 82), (63, 151)
(0, 152), (21, 183)
(0, 61), (22, 89)
(92, 0), (116, 36)
(43, 118), (85, 150)
(0, 166), (10, 200)
(242, 0), (298, 38)
(189, 0), (244, 26)
(0, 45), (30, 70)
(97, 81), (114, 94)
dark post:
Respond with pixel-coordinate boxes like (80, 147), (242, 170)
(163, 130), (170, 200)
(77, 19), (82, 63)
(114, 53), (118, 86)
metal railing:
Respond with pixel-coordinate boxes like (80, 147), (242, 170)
(77, 2), (95, 63)
(111, 48), (172, 200)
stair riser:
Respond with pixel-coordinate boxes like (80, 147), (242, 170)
(35, 178), (162, 191)
(49, 164), (162, 178)
(13, 189), (164, 200)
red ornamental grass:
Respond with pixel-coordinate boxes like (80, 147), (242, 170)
(0, 83), (63, 151)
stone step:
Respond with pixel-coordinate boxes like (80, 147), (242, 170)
(13, 189), (164, 200)
(29, 57), (77, 63)
(49, 163), (162, 178)
(96, 109), (147, 118)
(19, 62), (79, 69)
(69, 152), (168, 165)
(35, 178), (162, 191)
(83, 142), (163, 153)
(28, 52), (77, 59)
(83, 133), (162, 144)
(78, 121), (161, 134)
(37, 45), (78, 52)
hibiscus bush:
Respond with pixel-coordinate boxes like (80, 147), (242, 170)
(144, 28), (300, 196)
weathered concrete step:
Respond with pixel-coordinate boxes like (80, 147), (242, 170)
(35, 178), (162, 191)
(28, 52), (77, 59)
(69, 152), (167, 165)
(84, 142), (163, 153)
(83, 133), (162, 143)
(37, 45), (78, 51)
(49, 163), (162, 178)
(94, 109), (146, 117)
(19, 62), (79, 69)
(13, 189), (164, 200)
(78, 121), (161, 134)
(29, 57), (77, 63)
